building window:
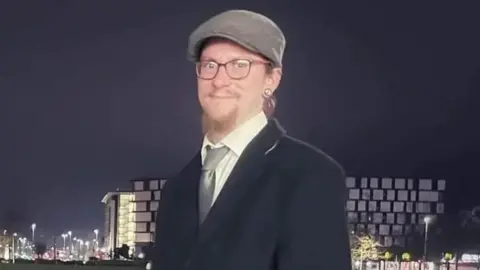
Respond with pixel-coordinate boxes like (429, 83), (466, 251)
(368, 201), (377, 212)
(150, 201), (159, 211)
(410, 191), (417, 201)
(135, 233), (152, 243)
(379, 225), (390, 236)
(135, 191), (151, 201)
(134, 181), (144, 191)
(373, 189), (384, 200)
(393, 201), (405, 212)
(370, 178), (379, 188)
(346, 177), (356, 188)
(387, 190), (395, 201)
(386, 213), (395, 224)
(404, 225), (412, 234)
(346, 200), (356, 211)
(358, 201), (366, 211)
(150, 223), (156, 232)
(394, 236), (405, 246)
(392, 225), (403, 236)
(160, 180), (167, 188)
(136, 222), (147, 232)
(419, 179), (432, 190)
(397, 213), (406, 224)
(384, 236), (393, 247)
(362, 189), (371, 200)
(380, 201), (391, 212)
(438, 179), (446, 190)
(395, 178), (406, 189)
(411, 214), (417, 224)
(154, 191), (161, 201)
(382, 178), (393, 189)
(419, 191), (439, 202)
(398, 190), (409, 201)
(361, 177), (368, 188)
(407, 179), (414, 190)
(360, 212), (368, 223)
(349, 189), (360, 200)
(347, 212), (358, 223)
(368, 224), (377, 235)
(373, 213), (383, 224)
(136, 212), (152, 222)
(437, 203), (444, 214)
(406, 202), (413, 213)
(135, 202), (147, 212)
(416, 202), (431, 213)
(149, 180), (159, 190)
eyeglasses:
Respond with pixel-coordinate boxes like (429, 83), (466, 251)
(196, 59), (270, 80)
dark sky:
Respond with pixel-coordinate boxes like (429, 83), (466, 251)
(1, 1), (479, 238)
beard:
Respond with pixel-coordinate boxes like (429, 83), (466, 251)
(201, 107), (239, 138)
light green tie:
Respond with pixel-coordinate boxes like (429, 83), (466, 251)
(199, 145), (229, 223)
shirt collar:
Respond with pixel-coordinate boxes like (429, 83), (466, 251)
(201, 112), (268, 160)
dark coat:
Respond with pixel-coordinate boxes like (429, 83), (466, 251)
(153, 119), (352, 270)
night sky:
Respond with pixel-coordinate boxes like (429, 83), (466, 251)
(1, 1), (479, 238)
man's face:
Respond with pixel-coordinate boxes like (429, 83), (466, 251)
(197, 39), (281, 125)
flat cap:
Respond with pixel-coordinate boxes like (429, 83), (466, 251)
(187, 10), (286, 67)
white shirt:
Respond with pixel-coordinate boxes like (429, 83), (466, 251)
(201, 112), (268, 205)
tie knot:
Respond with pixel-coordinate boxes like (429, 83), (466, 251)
(203, 145), (229, 171)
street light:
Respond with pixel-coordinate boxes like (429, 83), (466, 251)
(12, 233), (17, 264)
(93, 229), (99, 251)
(423, 216), (432, 267)
(61, 234), (67, 251)
(31, 223), (36, 244)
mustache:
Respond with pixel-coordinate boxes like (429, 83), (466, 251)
(208, 89), (240, 98)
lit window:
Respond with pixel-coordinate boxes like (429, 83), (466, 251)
(346, 200), (356, 211)
(149, 180), (159, 190)
(373, 189), (384, 200)
(382, 178), (393, 189)
(419, 179), (432, 190)
(398, 190), (408, 201)
(419, 191), (439, 202)
(438, 179), (446, 191)
(394, 178), (406, 189)
(134, 181), (144, 191)
(349, 189), (360, 200)
(346, 177), (356, 188)
(370, 178), (379, 188)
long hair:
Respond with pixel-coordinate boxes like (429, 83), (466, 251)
(263, 93), (277, 118)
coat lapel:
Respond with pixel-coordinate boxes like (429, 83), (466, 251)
(196, 119), (286, 245)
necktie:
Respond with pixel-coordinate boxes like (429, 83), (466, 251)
(199, 145), (230, 223)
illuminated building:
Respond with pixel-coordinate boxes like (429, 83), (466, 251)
(345, 177), (446, 247)
(102, 191), (135, 255)
(102, 178), (167, 256)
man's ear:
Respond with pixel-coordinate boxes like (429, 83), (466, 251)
(265, 68), (282, 94)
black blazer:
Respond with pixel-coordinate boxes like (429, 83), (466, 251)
(153, 119), (352, 270)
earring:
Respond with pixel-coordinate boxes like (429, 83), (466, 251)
(263, 88), (272, 98)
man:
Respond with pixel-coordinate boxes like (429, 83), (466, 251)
(153, 9), (351, 270)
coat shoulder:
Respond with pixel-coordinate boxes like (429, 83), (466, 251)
(276, 135), (345, 178)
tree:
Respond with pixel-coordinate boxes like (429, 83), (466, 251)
(351, 235), (383, 270)
(34, 242), (47, 258)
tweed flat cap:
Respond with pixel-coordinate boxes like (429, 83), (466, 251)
(187, 10), (286, 67)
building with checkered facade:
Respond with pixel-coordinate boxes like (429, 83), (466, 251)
(345, 177), (446, 247)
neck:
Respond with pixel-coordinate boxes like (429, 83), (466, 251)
(203, 110), (262, 144)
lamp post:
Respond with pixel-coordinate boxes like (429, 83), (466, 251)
(31, 223), (36, 244)
(12, 233), (17, 264)
(62, 234), (67, 251)
(423, 216), (432, 269)
(93, 229), (99, 251)
(68, 231), (72, 254)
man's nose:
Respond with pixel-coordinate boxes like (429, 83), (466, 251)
(212, 66), (231, 88)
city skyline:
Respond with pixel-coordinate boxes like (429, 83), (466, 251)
(1, 1), (479, 233)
